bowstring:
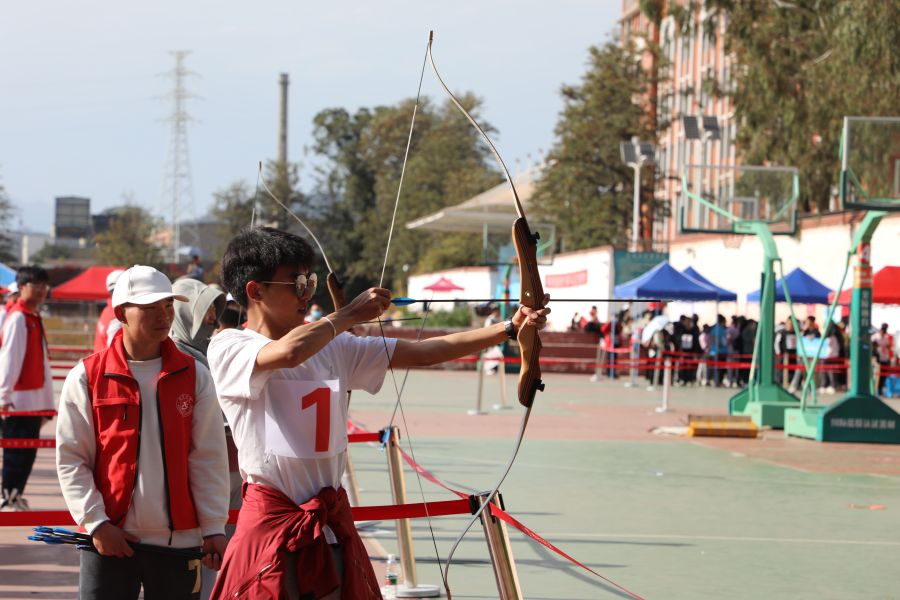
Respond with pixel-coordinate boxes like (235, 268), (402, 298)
(376, 37), (447, 587)
(425, 33), (525, 220)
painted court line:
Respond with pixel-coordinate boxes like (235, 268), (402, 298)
(536, 532), (900, 547)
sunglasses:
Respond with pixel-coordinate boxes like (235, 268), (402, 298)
(260, 273), (318, 299)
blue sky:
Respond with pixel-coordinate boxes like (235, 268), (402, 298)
(0, 1), (620, 234)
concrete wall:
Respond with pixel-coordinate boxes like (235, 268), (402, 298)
(406, 266), (493, 311)
(538, 245), (615, 330)
(406, 246), (614, 331)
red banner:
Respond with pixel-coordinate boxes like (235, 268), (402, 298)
(545, 270), (587, 288)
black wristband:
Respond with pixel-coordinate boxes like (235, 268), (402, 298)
(504, 319), (518, 339)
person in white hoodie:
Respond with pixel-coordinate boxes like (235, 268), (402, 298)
(56, 265), (229, 600)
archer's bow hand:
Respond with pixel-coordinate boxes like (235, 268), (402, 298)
(511, 293), (551, 331)
(339, 287), (392, 324)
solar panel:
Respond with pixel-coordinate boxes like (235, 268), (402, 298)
(702, 116), (721, 140)
(619, 142), (637, 164)
(639, 143), (656, 165)
(682, 116), (700, 140)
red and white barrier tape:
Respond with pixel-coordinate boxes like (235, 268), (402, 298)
(394, 447), (645, 598)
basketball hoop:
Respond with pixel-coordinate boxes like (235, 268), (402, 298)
(723, 234), (744, 249)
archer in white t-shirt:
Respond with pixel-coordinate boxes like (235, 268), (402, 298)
(206, 226), (550, 600)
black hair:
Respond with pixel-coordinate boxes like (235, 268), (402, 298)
(218, 306), (243, 329)
(221, 227), (316, 307)
(16, 265), (49, 287)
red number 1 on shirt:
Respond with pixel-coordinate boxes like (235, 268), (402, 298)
(301, 388), (331, 452)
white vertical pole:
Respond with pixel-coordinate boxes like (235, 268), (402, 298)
(469, 351), (487, 415)
(657, 358), (673, 413)
(632, 163), (641, 252)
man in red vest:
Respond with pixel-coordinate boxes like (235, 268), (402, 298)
(93, 268), (124, 352)
(56, 265), (230, 600)
(0, 267), (52, 511)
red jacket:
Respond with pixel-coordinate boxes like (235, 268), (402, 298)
(93, 301), (116, 353)
(2, 299), (46, 391)
(83, 331), (199, 531)
(211, 484), (381, 600)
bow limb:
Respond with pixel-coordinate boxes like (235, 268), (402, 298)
(426, 31), (546, 597)
(426, 32), (546, 408)
(257, 164), (346, 311)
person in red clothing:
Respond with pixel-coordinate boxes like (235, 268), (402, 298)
(0, 267), (52, 511)
(57, 265), (230, 599)
(93, 269), (125, 352)
(0, 281), (19, 330)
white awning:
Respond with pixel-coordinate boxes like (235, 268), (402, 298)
(405, 168), (540, 233)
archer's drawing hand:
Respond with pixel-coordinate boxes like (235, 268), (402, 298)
(340, 288), (392, 324)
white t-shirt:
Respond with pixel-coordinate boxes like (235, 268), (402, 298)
(207, 328), (396, 506)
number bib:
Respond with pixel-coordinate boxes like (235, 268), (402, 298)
(264, 379), (346, 459)
(786, 335), (797, 350)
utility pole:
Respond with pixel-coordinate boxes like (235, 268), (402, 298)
(160, 50), (199, 264)
(278, 73), (289, 167)
(273, 73), (291, 231)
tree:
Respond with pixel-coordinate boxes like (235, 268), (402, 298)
(703, 0), (900, 211)
(208, 181), (256, 263)
(30, 244), (72, 263)
(257, 160), (309, 231)
(93, 206), (163, 267)
(309, 96), (500, 297)
(0, 180), (16, 264)
(531, 40), (661, 252)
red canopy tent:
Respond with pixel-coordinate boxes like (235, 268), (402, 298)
(51, 266), (124, 301)
(423, 276), (464, 293)
(828, 266), (900, 305)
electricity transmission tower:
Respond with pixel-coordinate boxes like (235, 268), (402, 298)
(159, 50), (199, 263)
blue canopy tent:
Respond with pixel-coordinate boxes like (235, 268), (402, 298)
(681, 267), (737, 301)
(747, 267), (832, 304)
(0, 262), (15, 288)
(614, 261), (721, 301)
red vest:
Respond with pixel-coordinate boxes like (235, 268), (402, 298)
(93, 301), (116, 353)
(2, 299), (46, 391)
(83, 332), (200, 531)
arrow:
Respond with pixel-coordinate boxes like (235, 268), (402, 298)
(29, 527), (204, 560)
(391, 297), (668, 306)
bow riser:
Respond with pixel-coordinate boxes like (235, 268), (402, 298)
(512, 217), (545, 407)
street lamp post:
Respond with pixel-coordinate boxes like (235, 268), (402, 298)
(619, 137), (656, 252)
(682, 115), (721, 229)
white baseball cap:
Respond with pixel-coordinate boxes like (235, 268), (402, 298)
(7, 282), (18, 294)
(112, 265), (189, 308)
(105, 269), (125, 294)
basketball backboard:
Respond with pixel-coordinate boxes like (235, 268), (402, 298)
(679, 164), (799, 235)
(840, 116), (900, 211)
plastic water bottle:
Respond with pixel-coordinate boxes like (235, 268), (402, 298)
(382, 553), (400, 600)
